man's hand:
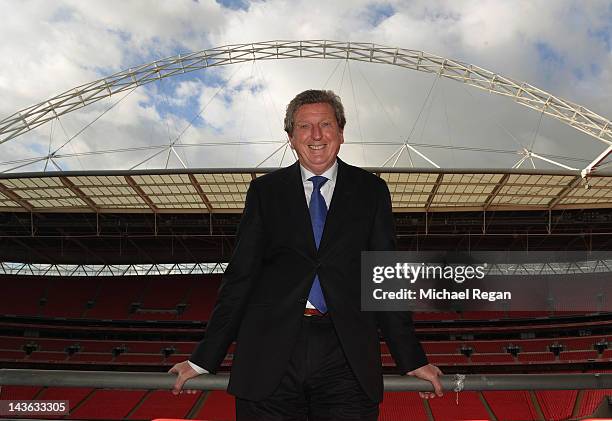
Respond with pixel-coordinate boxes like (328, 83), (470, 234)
(407, 364), (443, 399)
(168, 360), (201, 395)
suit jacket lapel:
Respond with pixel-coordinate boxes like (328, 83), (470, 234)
(282, 162), (318, 256)
(319, 159), (354, 254)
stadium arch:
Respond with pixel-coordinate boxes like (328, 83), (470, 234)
(0, 40), (610, 177)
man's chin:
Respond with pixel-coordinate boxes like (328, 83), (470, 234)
(304, 161), (333, 174)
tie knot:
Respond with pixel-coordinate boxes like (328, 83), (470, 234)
(309, 176), (328, 191)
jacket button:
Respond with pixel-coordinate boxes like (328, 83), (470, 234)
(298, 298), (307, 304)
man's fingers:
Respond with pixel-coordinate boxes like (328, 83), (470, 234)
(172, 376), (187, 395)
(433, 365), (444, 396)
(432, 374), (444, 396)
(168, 361), (191, 395)
(410, 364), (444, 398)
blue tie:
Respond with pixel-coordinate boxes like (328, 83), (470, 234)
(307, 176), (328, 313)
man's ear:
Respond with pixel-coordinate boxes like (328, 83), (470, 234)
(288, 134), (295, 149)
(339, 128), (344, 144)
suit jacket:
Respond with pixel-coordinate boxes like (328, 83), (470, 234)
(190, 159), (428, 402)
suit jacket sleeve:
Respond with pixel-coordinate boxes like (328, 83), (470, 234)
(190, 181), (265, 373)
(370, 178), (429, 373)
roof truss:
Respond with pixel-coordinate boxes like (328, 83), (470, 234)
(0, 168), (610, 214)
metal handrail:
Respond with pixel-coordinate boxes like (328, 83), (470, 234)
(1, 369), (611, 392)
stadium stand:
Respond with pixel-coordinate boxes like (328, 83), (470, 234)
(427, 392), (491, 420)
(470, 353), (515, 364)
(535, 390), (578, 421)
(0, 276), (47, 316)
(577, 389), (612, 418)
(41, 277), (100, 318)
(559, 350), (599, 361)
(518, 352), (557, 362)
(68, 389), (148, 420)
(127, 390), (203, 420)
(482, 391), (540, 421)
(426, 354), (469, 365)
(0, 385), (42, 400)
(37, 387), (95, 419)
(68, 352), (114, 363)
(194, 390), (236, 421)
(84, 277), (153, 319)
(1, 273), (611, 420)
(379, 392), (428, 421)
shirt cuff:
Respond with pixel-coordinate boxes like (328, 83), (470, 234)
(188, 360), (209, 374)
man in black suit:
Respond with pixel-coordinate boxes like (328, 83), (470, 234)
(170, 90), (442, 420)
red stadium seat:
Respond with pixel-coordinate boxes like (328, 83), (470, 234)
(427, 354), (469, 364)
(379, 392), (428, 421)
(461, 311), (506, 320)
(0, 349), (26, 360)
(535, 390), (577, 421)
(0, 385), (42, 400)
(42, 277), (99, 318)
(469, 340), (508, 353)
(69, 389), (147, 420)
(195, 390), (235, 421)
(114, 353), (165, 364)
(559, 350), (599, 361)
(179, 275), (221, 321)
(68, 352), (113, 363)
(577, 389), (612, 418)
(26, 351), (68, 362)
(421, 341), (462, 354)
(85, 277), (148, 319)
(470, 353), (515, 364)
(428, 391), (490, 420)
(518, 352), (556, 363)
(558, 336), (604, 350)
(37, 387), (94, 418)
(128, 390), (202, 420)
(483, 391), (539, 421)
(0, 276), (47, 316)
(412, 311), (459, 321)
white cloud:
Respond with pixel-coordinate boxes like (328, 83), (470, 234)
(0, 0), (609, 173)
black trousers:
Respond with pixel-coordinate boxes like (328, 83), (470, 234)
(235, 315), (379, 421)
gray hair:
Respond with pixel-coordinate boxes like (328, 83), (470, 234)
(284, 90), (346, 135)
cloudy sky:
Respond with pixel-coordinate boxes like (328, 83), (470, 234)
(0, 0), (610, 173)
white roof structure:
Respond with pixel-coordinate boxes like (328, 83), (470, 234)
(0, 168), (610, 214)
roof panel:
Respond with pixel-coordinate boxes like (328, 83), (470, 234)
(0, 198), (19, 207)
(0, 170), (610, 213)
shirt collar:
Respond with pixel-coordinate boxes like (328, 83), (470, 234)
(299, 160), (338, 183)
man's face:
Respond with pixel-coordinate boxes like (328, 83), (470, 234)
(289, 102), (344, 175)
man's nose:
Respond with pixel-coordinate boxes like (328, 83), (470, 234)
(312, 124), (322, 140)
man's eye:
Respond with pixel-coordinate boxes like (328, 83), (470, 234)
(298, 124), (310, 129)
(321, 122), (331, 127)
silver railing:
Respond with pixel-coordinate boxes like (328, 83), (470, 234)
(1, 369), (611, 392)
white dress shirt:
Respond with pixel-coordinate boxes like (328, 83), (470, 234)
(299, 161), (337, 309)
(189, 161), (338, 374)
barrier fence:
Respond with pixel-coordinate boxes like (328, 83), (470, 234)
(2, 369), (611, 392)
